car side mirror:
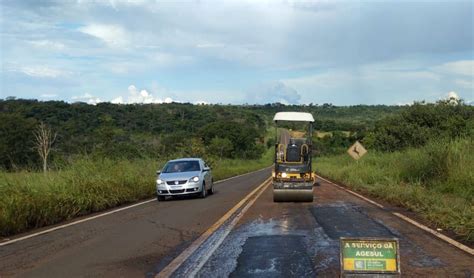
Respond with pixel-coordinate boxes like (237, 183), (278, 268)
(203, 167), (210, 172)
(156, 170), (161, 175)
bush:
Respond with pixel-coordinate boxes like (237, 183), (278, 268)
(365, 101), (473, 151)
(316, 138), (474, 242)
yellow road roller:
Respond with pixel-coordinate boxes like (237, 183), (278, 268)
(272, 112), (316, 202)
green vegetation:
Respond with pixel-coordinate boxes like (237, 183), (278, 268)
(316, 138), (473, 241)
(315, 100), (474, 242)
(0, 149), (272, 236)
(0, 100), (269, 170)
(1, 98), (472, 240)
(0, 99), (399, 170)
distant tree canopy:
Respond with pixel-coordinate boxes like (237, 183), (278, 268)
(364, 100), (474, 152)
(0, 100), (268, 170)
(3, 98), (468, 170)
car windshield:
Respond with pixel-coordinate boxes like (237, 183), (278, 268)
(163, 161), (200, 173)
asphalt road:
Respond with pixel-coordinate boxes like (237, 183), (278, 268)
(2, 167), (473, 277)
(178, 178), (474, 277)
(278, 128), (290, 145)
(0, 167), (271, 277)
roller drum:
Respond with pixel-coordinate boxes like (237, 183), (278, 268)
(273, 188), (313, 202)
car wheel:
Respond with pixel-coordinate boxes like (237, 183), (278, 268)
(200, 182), (207, 198)
(157, 195), (165, 201)
(207, 179), (214, 195)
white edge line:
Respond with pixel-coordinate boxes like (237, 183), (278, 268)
(187, 178), (271, 277)
(156, 177), (272, 278)
(0, 199), (155, 247)
(318, 176), (384, 209)
(0, 166), (272, 247)
(317, 175), (474, 256)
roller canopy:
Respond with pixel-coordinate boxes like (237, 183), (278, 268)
(273, 112), (315, 122)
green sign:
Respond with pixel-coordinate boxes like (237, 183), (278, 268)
(340, 237), (400, 275)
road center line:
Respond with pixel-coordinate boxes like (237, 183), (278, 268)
(156, 176), (272, 278)
(0, 167), (271, 247)
(317, 175), (474, 256)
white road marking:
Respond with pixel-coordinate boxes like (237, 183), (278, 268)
(0, 199), (156, 247)
(317, 175), (474, 256)
(187, 178), (272, 277)
(156, 177), (272, 278)
(0, 166), (272, 247)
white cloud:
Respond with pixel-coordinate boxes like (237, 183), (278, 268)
(282, 65), (444, 105)
(78, 24), (128, 47)
(432, 60), (474, 76)
(246, 81), (301, 104)
(447, 91), (460, 100)
(454, 78), (473, 89)
(151, 52), (194, 67)
(9, 65), (69, 78)
(110, 85), (175, 104)
(29, 40), (65, 50)
(445, 91), (461, 105)
(2, 1), (473, 105)
(111, 96), (124, 104)
(196, 43), (225, 48)
(72, 93), (102, 105)
(40, 93), (58, 98)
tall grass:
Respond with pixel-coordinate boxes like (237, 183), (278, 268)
(0, 150), (272, 236)
(315, 138), (473, 242)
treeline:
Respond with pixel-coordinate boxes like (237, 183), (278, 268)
(0, 99), (405, 170)
(314, 100), (473, 156)
(1, 100), (269, 170)
(4, 98), (466, 171)
(365, 100), (473, 151)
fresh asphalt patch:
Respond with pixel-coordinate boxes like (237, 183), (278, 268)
(309, 204), (395, 239)
(230, 235), (314, 277)
(194, 203), (448, 277)
(196, 218), (340, 277)
(310, 203), (445, 269)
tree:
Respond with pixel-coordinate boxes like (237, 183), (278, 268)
(33, 122), (57, 173)
(208, 137), (234, 159)
(0, 114), (37, 170)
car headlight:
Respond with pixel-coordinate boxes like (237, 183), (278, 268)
(281, 172), (287, 178)
(157, 179), (163, 185)
(190, 176), (199, 182)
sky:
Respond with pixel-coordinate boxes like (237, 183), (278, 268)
(0, 0), (473, 105)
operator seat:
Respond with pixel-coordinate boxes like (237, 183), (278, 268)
(286, 139), (301, 162)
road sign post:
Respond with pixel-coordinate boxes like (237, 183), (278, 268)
(340, 237), (400, 277)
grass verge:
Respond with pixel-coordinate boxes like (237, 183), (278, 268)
(315, 138), (473, 242)
(0, 149), (272, 236)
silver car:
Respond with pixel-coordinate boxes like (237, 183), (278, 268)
(156, 158), (214, 201)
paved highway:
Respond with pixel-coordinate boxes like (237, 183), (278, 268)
(177, 177), (474, 277)
(0, 168), (271, 277)
(1, 167), (473, 277)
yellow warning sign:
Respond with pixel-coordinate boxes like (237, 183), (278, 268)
(347, 141), (367, 160)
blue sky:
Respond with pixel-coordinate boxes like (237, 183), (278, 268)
(0, 0), (472, 105)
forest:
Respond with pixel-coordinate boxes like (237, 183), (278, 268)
(0, 98), (403, 171)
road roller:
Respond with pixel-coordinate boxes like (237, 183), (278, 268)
(272, 112), (316, 202)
